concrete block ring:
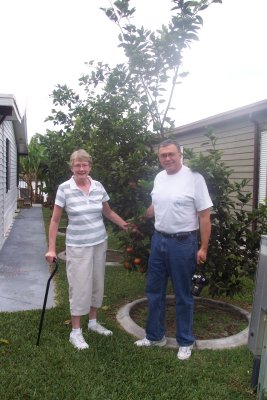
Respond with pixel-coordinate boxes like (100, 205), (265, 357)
(116, 295), (250, 350)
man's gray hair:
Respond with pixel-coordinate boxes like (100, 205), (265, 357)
(158, 139), (181, 152)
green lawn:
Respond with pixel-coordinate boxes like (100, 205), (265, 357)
(0, 208), (256, 400)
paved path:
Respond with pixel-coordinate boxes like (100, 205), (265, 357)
(0, 205), (55, 312)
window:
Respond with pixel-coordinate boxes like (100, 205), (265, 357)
(258, 131), (267, 204)
(6, 138), (10, 192)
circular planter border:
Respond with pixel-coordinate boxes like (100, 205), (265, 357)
(116, 295), (250, 350)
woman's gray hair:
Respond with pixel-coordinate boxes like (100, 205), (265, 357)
(69, 149), (93, 166)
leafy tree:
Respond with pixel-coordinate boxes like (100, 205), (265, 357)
(184, 133), (267, 297)
(19, 134), (46, 203)
(37, 130), (77, 203)
(117, 131), (267, 293)
(37, 0), (266, 298)
(47, 76), (159, 214)
(43, 0), (221, 270)
(101, 0), (222, 136)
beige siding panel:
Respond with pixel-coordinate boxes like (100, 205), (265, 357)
(175, 120), (256, 209)
(225, 173), (254, 181)
(212, 134), (254, 145)
(259, 131), (267, 203)
(260, 122), (267, 131)
(222, 159), (254, 167)
(232, 177), (254, 184)
(225, 161), (252, 170)
(181, 133), (254, 150)
(182, 132), (254, 149)
(230, 172), (253, 180)
(220, 147), (253, 156)
(217, 137), (254, 147)
(174, 104), (267, 209)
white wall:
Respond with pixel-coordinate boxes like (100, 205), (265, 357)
(0, 120), (18, 249)
(0, 123), (4, 249)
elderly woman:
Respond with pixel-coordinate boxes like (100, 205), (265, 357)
(45, 149), (128, 350)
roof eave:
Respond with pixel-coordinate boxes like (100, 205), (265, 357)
(0, 94), (28, 155)
(173, 99), (267, 136)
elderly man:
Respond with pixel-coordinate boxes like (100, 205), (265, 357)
(135, 139), (212, 360)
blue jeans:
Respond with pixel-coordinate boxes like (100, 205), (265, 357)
(145, 231), (198, 346)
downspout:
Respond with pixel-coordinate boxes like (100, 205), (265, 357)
(249, 113), (260, 232)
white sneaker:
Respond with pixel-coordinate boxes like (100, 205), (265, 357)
(135, 336), (167, 347)
(177, 345), (193, 360)
(69, 329), (89, 350)
(88, 322), (113, 336)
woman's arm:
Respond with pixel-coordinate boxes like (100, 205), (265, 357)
(45, 205), (63, 263)
(102, 202), (128, 230)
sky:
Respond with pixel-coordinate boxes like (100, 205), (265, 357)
(1, 0), (267, 140)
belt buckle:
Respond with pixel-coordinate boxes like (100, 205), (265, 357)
(175, 232), (188, 240)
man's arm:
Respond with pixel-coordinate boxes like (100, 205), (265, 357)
(197, 208), (211, 264)
(146, 204), (155, 219)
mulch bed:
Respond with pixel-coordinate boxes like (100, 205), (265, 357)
(130, 297), (248, 340)
(58, 244), (248, 340)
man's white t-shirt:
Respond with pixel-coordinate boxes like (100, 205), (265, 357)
(151, 165), (213, 234)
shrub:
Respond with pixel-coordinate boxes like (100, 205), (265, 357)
(117, 132), (267, 298)
(117, 214), (155, 273)
(184, 133), (267, 297)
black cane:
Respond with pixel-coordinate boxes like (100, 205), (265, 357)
(36, 258), (59, 346)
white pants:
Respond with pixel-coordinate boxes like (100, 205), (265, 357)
(66, 240), (107, 316)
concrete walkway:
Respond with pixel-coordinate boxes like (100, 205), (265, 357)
(0, 205), (55, 312)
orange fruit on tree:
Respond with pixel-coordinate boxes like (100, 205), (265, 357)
(123, 261), (131, 270)
(133, 258), (142, 265)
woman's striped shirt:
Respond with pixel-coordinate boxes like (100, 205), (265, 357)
(55, 176), (110, 247)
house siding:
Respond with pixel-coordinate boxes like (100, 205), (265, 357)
(176, 119), (255, 196)
(259, 130), (267, 203)
(174, 108), (267, 209)
(0, 123), (4, 249)
(0, 120), (18, 248)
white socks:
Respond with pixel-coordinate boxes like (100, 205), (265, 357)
(88, 319), (97, 328)
(72, 327), (81, 334)
(72, 320), (97, 332)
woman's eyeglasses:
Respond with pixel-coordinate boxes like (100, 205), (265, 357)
(73, 163), (90, 169)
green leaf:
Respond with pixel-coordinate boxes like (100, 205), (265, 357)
(0, 339), (9, 345)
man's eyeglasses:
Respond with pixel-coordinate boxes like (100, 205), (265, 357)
(159, 152), (181, 160)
